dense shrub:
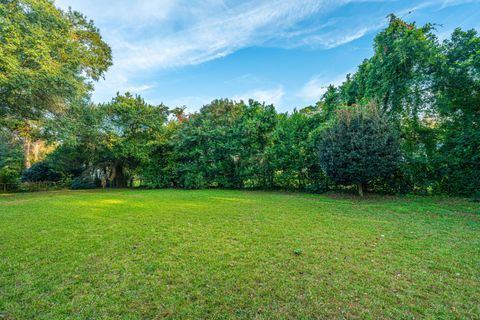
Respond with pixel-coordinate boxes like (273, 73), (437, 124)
(319, 106), (401, 196)
(71, 176), (97, 190)
(22, 161), (62, 182)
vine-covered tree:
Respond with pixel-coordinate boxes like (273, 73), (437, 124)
(173, 99), (277, 189)
(319, 105), (401, 196)
(433, 28), (480, 195)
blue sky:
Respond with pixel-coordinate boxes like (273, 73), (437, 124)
(55, 0), (480, 112)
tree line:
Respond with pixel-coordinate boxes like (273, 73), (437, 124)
(1, 1), (479, 197)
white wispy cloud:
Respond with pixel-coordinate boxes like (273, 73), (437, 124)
(55, 0), (479, 70)
(56, 0), (356, 72)
(55, 0), (361, 105)
(234, 86), (285, 106)
(299, 22), (385, 49)
(299, 74), (348, 101)
(436, 0), (480, 8)
(124, 84), (156, 93)
(113, 0), (352, 71)
(54, 0), (479, 107)
(55, 0), (176, 25)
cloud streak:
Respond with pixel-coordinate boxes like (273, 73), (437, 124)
(56, 0), (360, 71)
(234, 86), (285, 106)
(114, 0), (352, 71)
(299, 74), (348, 101)
(55, 0), (480, 70)
(54, 0), (479, 107)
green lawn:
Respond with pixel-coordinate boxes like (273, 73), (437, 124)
(1, 190), (479, 319)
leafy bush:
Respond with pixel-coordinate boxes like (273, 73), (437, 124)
(71, 176), (97, 190)
(0, 164), (21, 183)
(319, 105), (401, 196)
(179, 172), (206, 189)
(22, 161), (62, 182)
(471, 190), (480, 203)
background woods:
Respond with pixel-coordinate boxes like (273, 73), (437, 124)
(1, 3), (479, 197)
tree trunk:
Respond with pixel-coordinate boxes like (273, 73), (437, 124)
(116, 165), (126, 187)
(358, 183), (364, 197)
(23, 136), (32, 169)
(109, 165), (116, 187)
(31, 140), (44, 164)
(110, 163), (126, 188)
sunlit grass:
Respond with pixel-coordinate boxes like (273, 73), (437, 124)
(0, 189), (479, 319)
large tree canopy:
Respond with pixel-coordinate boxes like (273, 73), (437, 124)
(323, 15), (479, 195)
(46, 93), (169, 188)
(173, 99), (277, 189)
(0, 0), (112, 124)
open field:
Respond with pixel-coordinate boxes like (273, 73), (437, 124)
(1, 190), (479, 319)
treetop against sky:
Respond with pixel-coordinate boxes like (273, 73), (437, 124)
(54, 0), (480, 112)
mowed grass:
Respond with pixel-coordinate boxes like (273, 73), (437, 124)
(0, 190), (479, 319)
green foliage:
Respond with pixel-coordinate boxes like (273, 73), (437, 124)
(319, 105), (401, 195)
(139, 121), (180, 188)
(47, 97), (332, 193)
(100, 93), (169, 187)
(0, 130), (23, 186)
(174, 99), (277, 189)
(70, 175), (97, 189)
(267, 109), (328, 192)
(335, 16), (439, 195)
(0, 0), (112, 125)
(21, 160), (61, 182)
(44, 100), (105, 179)
(335, 15), (438, 119)
(433, 28), (480, 196)
(323, 15), (480, 196)
(44, 94), (170, 188)
(471, 190), (480, 203)
(1, 9), (478, 196)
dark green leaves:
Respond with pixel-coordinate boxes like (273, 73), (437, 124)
(319, 105), (401, 193)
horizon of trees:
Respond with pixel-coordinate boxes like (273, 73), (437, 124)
(1, 2), (479, 197)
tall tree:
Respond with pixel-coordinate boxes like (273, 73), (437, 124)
(46, 94), (169, 188)
(0, 0), (112, 167)
(434, 28), (480, 195)
(323, 15), (442, 193)
(173, 99), (277, 189)
(100, 93), (169, 187)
